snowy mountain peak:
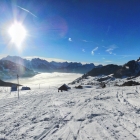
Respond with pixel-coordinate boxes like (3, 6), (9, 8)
(1, 55), (99, 74)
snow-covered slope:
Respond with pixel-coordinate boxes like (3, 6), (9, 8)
(0, 73), (140, 139)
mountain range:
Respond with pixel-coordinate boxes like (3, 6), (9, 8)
(0, 59), (37, 79)
(2, 55), (101, 73)
(87, 58), (140, 79)
(1, 55), (140, 80)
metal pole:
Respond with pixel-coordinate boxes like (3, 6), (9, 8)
(17, 74), (19, 99)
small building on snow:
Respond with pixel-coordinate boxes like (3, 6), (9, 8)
(58, 84), (71, 92)
(21, 86), (31, 90)
(11, 85), (18, 91)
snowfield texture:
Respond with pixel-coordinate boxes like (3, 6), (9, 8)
(1, 73), (140, 140)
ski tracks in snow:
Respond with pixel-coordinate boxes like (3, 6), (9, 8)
(0, 87), (140, 139)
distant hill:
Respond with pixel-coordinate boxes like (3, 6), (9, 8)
(87, 64), (121, 77)
(2, 55), (102, 74)
(87, 59), (140, 78)
(0, 59), (37, 79)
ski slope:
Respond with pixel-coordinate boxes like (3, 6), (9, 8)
(0, 74), (140, 139)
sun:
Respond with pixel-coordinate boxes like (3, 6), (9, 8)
(8, 22), (26, 46)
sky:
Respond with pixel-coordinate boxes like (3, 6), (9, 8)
(0, 0), (140, 65)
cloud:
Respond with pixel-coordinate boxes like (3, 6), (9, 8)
(121, 55), (137, 58)
(105, 60), (112, 62)
(106, 44), (118, 54)
(82, 40), (92, 42)
(82, 49), (85, 52)
(68, 38), (72, 42)
(82, 40), (93, 43)
(91, 47), (98, 55)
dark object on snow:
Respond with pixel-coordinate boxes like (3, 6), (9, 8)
(0, 79), (22, 87)
(121, 81), (140, 86)
(0, 138), (8, 140)
(21, 86), (31, 90)
(11, 85), (17, 91)
(100, 82), (106, 88)
(58, 84), (70, 92)
(75, 85), (83, 89)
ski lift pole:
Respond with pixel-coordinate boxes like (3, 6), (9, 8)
(17, 74), (19, 99)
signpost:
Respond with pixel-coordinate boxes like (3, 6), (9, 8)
(17, 74), (19, 99)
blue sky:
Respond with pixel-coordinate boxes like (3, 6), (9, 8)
(0, 0), (140, 65)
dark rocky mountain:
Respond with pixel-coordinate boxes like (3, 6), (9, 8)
(88, 64), (121, 77)
(114, 60), (140, 78)
(2, 55), (101, 74)
(0, 60), (37, 79)
(87, 59), (140, 78)
(121, 81), (140, 86)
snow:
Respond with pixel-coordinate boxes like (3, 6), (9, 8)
(0, 73), (140, 139)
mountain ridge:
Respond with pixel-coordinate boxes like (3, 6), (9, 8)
(87, 58), (140, 78)
(2, 55), (102, 74)
(1, 56), (140, 80)
(0, 59), (37, 79)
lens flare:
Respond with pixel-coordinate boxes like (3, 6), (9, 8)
(8, 22), (26, 46)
